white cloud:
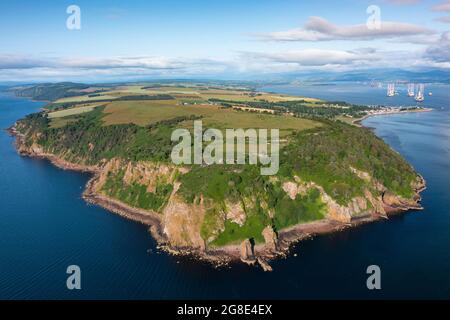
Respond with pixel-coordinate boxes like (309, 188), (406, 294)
(60, 56), (183, 70)
(424, 31), (450, 62)
(432, 1), (450, 12)
(0, 54), (234, 81)
(0, 55), (235, 71)
(236, 46), (436, 74)
(0, 55), (53, 69)
(241, 49), (379, 67)
(385, 0), (421, 4)
(0, 40), (448, 81)
(435, 15), (450, 23)
(255, 16), (435, 42)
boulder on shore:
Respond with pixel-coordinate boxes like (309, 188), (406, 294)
(262, 226), (278, 251)
(240, 239), (255, 263)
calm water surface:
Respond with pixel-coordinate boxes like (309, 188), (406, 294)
(1, 83), (450, 299)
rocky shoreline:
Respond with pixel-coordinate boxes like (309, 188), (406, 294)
(9, 123), (426, 271)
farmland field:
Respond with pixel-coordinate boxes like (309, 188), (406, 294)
(102, 100), (321, 135)
(48, 104), (100, 118)
(53, 84), (321, 105)
(46, 84), (325, 136)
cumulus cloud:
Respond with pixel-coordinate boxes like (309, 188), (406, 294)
(0, 48), (430, 81)
(241, 49), (379, 67)
(0, 43), (444, 81)
(60, 56), (185, 70)
(0, 55), (55, 69)
(432, 1), (450, 12)
(435, 15), (450, 23)
(0, 54), (237, 72)
(255, 16), (435, 42)
(237, 46), (432, 73)
(0, 54), (235, 81)
(424, 31), (450, 62)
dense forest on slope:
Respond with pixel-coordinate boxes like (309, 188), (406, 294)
(209, 98), (372, 118)
(17, 107), (191, 164)
(279, 121), (417, 202)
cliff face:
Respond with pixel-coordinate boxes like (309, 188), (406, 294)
(16, 135), (425, 257)
(280, 171), (425, 224)
(162, 183), (206, 250)
(94, 158), (424, 265)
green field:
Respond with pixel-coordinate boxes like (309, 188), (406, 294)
(102, 100), (320, 135)
(53, 84), (320, 105)
(48, 105), (99, 118)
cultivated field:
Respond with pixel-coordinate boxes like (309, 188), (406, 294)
(54, 84), (321, 104)
(48, 104), (100, 118)
(49, 84), (323, 135)
(102, 100), (320, 135)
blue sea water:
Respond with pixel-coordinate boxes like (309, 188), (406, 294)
(1, 83), (450, 299)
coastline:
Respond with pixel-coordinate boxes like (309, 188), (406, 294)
(352, 107), (433, 126)
(8, 112), (427, 270)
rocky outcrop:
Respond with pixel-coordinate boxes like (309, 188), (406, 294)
(282, 180), (308, 200)
(162, 183), (206, 250)
(383, 192), (405, 208)
(92, 158), (122, 192)
(282, 181), (298, 200)
(280, 168), (427, 223)
(225, 201), (246, 226)
(364, 189), (387, 217)
(320, 191), (353, 223)
(240, 239), (255, 263)
(382, 191), (423, 211)
(281, 178), (364, 223)
(350, 166), (371, 182)
(262, 226), (278, 251)
(123, 161), (179, 193)
(257, 257), (273, 272)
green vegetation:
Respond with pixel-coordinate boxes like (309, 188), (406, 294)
(14, 83), (420, 247)
(210, 98), (372, 119)
(47, 105), (99, 119)
(212, 208), (270, 246)
(14, 82), (95, 101)
(179, 165), (326, 245)
(279, 121), (417, 203)
(101, 169), (173, 212)
(273, 188), (326, 229)
(101, 100), (320, 132)
(18, 106), (180, 164)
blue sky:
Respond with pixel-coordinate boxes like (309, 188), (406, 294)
(1, 0), (450, 81)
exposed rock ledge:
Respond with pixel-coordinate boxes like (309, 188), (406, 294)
(10, 125), (426, 271)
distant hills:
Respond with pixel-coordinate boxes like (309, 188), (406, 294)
(13, 82), (91, 101)
(254, 68), (450, 84)
(4, 68), (450, 94)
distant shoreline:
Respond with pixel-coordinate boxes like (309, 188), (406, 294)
(353, 107), (433, 126)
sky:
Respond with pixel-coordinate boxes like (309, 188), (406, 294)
(1, 0), (450, 81)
